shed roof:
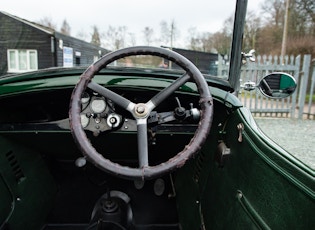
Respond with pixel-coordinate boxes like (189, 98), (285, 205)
(0, 11), (55, 34)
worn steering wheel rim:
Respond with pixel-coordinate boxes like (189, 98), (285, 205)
(69, 46), (213, 180)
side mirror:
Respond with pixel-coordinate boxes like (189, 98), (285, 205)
(258, 72), (296, 99)
(241, 72), (297, 99)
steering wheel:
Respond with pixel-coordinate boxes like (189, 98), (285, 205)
(69, 46), (213, 180)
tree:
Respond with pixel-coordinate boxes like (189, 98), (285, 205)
(143, 27), (154, 46)
(159, 20), (179, 47)
(210, 16), (234, 55)
(128, 32), (136, 47)
(256, 0), (285, 55)
(37, 16), (57, 30)
(159, 21), (170, 46)
(243, 11), (261, 52)
(60, 19), (71, 36)
(287, 36), (315, 57)
(256, 0), (315, 56)
(76, 30), (89, 42)
(291, 0), (315, 35)
(261, 0), (285, 27)
(185, 15), (233, 54)
(91, 25), (101, 46)
(198, 32), (213, 52)
(186, 27), (200, 50)
(211, 31), (231, 55)
(103, 26), (128, 50)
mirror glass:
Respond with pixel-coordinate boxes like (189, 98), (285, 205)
(258, 72), (297, 99)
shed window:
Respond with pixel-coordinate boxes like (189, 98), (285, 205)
(7, 49), (38, 73)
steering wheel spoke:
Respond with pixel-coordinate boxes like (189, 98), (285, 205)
(137, 119), (149, 168)
(149, 73), (191, 108)
(88, 81), (135, 112)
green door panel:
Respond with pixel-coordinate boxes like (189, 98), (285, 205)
(204, 108), (314, 229)
(175, 107), (315, 229)
(0, 135), (57, 229)
(0, 173), (13, 227)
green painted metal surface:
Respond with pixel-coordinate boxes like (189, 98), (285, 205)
(175, 107), (315, 229)
(0, 67), (233, 96)
(0, 136), (57, 229)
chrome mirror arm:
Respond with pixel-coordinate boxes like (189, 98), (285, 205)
(241, 49), (256, 64)
(240, 81), (257, 91)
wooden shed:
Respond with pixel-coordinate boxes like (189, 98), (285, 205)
(0, 11), (109, 75)
(170, 47), (219, 76)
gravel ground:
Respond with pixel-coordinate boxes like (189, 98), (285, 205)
(254, 117), (315, 170)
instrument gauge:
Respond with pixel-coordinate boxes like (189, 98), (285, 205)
(80, 114), (90, 128)
(81, 92), (90, 104)
(91, 98), (106, 113)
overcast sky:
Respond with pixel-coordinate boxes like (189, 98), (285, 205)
(1, 0), (264, 47)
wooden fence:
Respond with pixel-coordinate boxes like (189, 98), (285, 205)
(219, 54), (315, 120)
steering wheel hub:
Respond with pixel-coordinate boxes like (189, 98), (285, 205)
(134, 103), (149, 117)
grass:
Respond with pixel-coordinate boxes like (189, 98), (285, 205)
(305, 94), (315, 102)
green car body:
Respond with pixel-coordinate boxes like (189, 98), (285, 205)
(0, 65), (313, 229)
